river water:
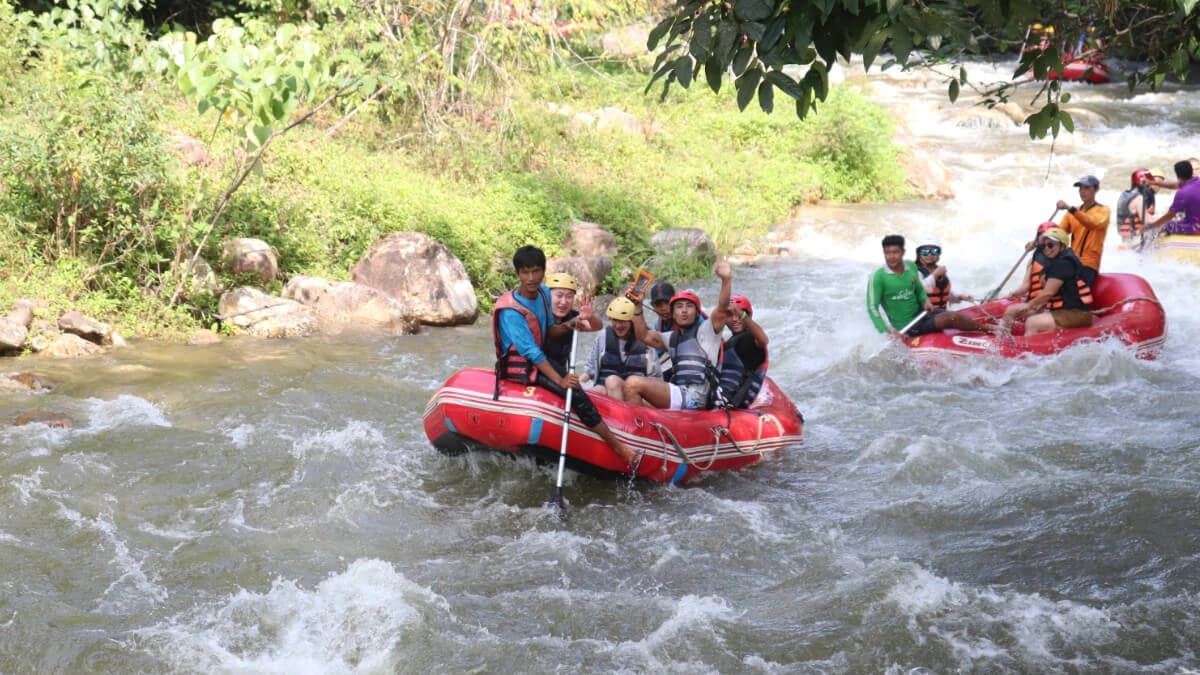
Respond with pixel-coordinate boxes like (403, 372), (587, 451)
(3, 63), (1200, 673)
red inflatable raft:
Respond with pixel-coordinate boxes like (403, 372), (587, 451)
(1046, 58), (1111, 84)
(902, 273), (1165, 359)
(423, 368), (804, 484)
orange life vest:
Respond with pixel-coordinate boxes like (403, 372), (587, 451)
(1028, 259), (1045, 300)
(491, 289), (549, 388)
(917, 263), (952, 309)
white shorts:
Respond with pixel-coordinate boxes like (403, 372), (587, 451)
(667, 383), (705, 410)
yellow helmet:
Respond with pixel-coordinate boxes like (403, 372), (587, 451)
(606, 297), (637, 321)
(1040, 227), (1071, 245)
(545, 273), (577, 291)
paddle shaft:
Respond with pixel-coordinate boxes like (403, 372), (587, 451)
(898, 310), (927, 336)
(550, 328), (579, 509)
(984, 208), (1062, 301)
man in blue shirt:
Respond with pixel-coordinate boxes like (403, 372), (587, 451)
(493, 246), (638, 470)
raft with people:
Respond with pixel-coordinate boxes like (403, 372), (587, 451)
(900, 273), (1165, 359)
(423, 367), (804, 484)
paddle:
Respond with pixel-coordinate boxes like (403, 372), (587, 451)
(982, 208), (1061, 302)
(898, 310), (927, 336)
(546, 328), (580, 515)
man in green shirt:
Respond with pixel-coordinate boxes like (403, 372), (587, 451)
(867, 235), (983, 337)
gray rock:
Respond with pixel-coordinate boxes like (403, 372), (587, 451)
(0, 372), (54, 391)
(220, 238), (279, 284)
(39, 333), (104, 358)
(6, 300), (33, 328)
(562, 221), (618, 258)
(58, 311), (111, 345)
(650, 228), (717, 262)
(546, 256), (613, 297)
(900, 148), (955, 200)
(282, 275), (333, 306)
(218, 287), (317, 339)
(0, 318), (27, 352)
(174, 255), (222, 298)
(352, 232), (478, 326)
(313, 282), (420, 336)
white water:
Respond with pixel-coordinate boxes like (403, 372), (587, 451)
(1, 62), (1199, 672)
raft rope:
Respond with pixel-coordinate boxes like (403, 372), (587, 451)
(1090, 296), (1161, 315)
(648, 421), (690, 479)
(693, 413), (784, 471)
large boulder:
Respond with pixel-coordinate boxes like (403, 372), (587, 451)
(58, 311), (111, 345)
(312, 281), (420, 336)
(39, 333), (104, 358)
(352, 232), (478, 326)
(218, 287), (317, 339)
(220, 238), (279, 284)
(282, 275), (333, 306)
(0, 319), (26, 353)
(6, 300), (33, 328)
(546, 256), (612, 297)
(561, 221), (618, 258)
(900, 148), (955, 200)
(650, 228), (717, 262)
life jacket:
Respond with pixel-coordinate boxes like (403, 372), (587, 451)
(667, 319), (721, 408)
(1027, 251), (1047, 300)
(543, 309), (578, 375)
(916, 262), (952, 310)
(1116, 188), (1153, 240)
(596, 326), (649, 380)
(1037, 249), (1094, 310)
(491, 288), (550, 394)
(718, 331), (768, 409)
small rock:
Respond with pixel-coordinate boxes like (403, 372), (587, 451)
(0, 372), (54, 391)
(14, 410), (73, 429)
(220, 238), (279, 284)
(58, 311), (110, 345)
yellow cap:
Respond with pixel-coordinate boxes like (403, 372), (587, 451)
(606, 297), (637, 321)
(545, 273), (577, 291)
(1040, 227), (1070, 245)
(1149, 168), (1166, 179)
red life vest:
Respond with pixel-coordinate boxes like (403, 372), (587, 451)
(491, 289), (549, 388)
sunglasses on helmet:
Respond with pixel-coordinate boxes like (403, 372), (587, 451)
(917, 246), (941, 256)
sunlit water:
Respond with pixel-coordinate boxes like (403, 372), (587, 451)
(2, 63), (1200, 672)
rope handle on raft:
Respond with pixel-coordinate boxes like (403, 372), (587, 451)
(693, 414), (783, 470)
(1090, 296), (1162, 316)
(648, 422), (690, 479)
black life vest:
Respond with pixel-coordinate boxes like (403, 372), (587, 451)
(718, 331), (768, 409)
(596, 326), (649, 380)
(491, 288), (549, 391)
(1038, 249), (1094, 310)
(543, 309), (578, 375)
(916, 262), (952, 309)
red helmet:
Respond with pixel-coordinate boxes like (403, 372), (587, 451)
(669, 290), (702, 311)
(730, 295), (753, 316)
(1036, 221), (1058, 233)
(1131, 168), (1153, 187)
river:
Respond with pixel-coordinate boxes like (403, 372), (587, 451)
(2, 62), (1200, 672)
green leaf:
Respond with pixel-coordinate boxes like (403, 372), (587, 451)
(814, 0), (837, 19)
(736, 67), (763, 111)
(1060, 91), (1071, 104)
(675, 56), (694, 88)
(1178, 0), (1199, 15)
(690, 11), (713, 59)
(890, 25), (913, 64)
(734, 0), (774, 22)
(758, 80), (774, 112)
(648, 16), (674, 50)
(959, 66), (967, 84)
(948, 79), (959, 103)
(764, 69), (804, 99)
(716, 20), (739, 66)
(741, 21), (765, 40)
(1059, 110), (1075, 133)
(705, 53), (724, 93)
(732, 44), (754, 76)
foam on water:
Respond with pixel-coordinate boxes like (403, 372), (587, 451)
(83, 394), (171, 432)
(135, 558), (448, 674)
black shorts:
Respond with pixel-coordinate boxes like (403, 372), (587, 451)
(537, 376), (603, 428)
(904, 309), (945, 337)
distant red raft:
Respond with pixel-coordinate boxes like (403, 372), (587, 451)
(902, 273), (1165, 359)
(1046, 58), (1111, 84)
(423, 368), (804, 484)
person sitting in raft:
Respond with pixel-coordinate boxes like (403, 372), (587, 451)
(1146, 160), (1200, 237)
(914, 237), (974, 309)
(1057, 175), (1111, 286)
(868, 235), (984, 338)
(580, 297), (660, 401)
(648, 281), (677, 333)
(542, 272), (601, 375)
(494, 246), (638, 468)
(623, 261), (733, 410)
(1005, 221), (1059, 303)
(716, 295), (768, 409)
(1149, 157), (1200, 190)
(1116, 168), (1159, 247)
(995, 227), (1093, 337)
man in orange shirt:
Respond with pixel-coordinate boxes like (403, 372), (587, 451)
(1056, 175), (1111, 286)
